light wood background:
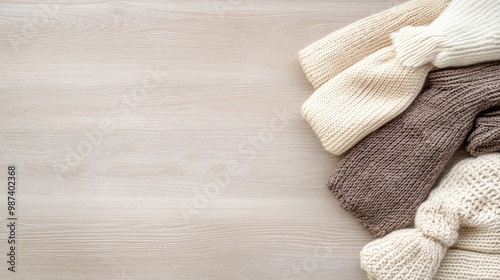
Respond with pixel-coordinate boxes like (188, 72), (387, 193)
(0, 1), (468, 279)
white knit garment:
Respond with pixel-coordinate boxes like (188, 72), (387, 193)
(360, 153), (500, 280)
(299, 0), (450, 89)
(391, 0), (500, 68)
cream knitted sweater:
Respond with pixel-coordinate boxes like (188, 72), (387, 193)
(301, 0), (500, 155)
(302, 47), (433, 155)
(392, 0), (500, 68)
(299, 0), (451, 89)
(360, 154), (500, 280)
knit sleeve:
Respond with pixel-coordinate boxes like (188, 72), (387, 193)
(466, 107), (500, 156)
(391, 0), (500, 68)
(360, 154), (500, 280)
(298, 0), (451, 89)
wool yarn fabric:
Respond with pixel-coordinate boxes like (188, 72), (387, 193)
(327, 62), (500, 236)
(360, 154), (500, 280)
(299, 0), (451, 89)
(392, 0), (500, 68)
(302, 47), (433, 155)
(434, 250), (500, 280)
(302, 0), (500, 155)
(466, 107), (500, 156)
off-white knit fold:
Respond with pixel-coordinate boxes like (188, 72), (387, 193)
(434, 250), (500, 280)
(299, 0), (451, 89)
(392, 0), (500, 68)
(302, 47), (433, 155)
(360, 154), (500, 280)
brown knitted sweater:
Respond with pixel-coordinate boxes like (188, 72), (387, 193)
(467, 107), (500, 156)
(327, 62), (500, 237)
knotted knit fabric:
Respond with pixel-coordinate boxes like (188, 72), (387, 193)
(299, 0), (451, 89)
(327, 62), (500, 236)
(392, 0), (500, 68)
(360, 154), (500, 280)
(466, 107), (500, 156)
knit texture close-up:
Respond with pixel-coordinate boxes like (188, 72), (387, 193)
(360, 153), (500, 280)
(391, 0), (500, 68)
(466, 107), (500, 156)
(298, 0), (451, 89)
(302, 47), (433, 155)
(327, 62), (500, 236)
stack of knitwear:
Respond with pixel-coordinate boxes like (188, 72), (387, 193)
(298, 0), (500, 278)
(360, 154), (500, 280)
(328, 62), (500, 237)
(299, 0), (451, 89)
(300, 0), (500, 155)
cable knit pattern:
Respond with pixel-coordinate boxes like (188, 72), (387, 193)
(391, 0), (500, 68)
(302, 47), (433, 155)
(466, 107), (500, 156)
(327, 62), (500, 236)
(298, 0), (451, 89)
(360, 154), (500, 280)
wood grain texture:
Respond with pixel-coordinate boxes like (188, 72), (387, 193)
(0, 0), (467, 279)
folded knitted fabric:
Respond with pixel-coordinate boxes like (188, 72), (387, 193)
(302, 0), (500, 155)
(392, 0), (500, 68)
(434, 250), (500, 280)
(327, 62), (500, 236)
(302, 47), (433, 155)
(360, 154), (500, 280)
(299, 0), (451, 89)
(466, 107), (500, 156)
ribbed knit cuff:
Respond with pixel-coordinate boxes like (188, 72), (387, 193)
(298, 0), (451, 88)
(466, 108), (500, 156)
(391, 26), (451, 68)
